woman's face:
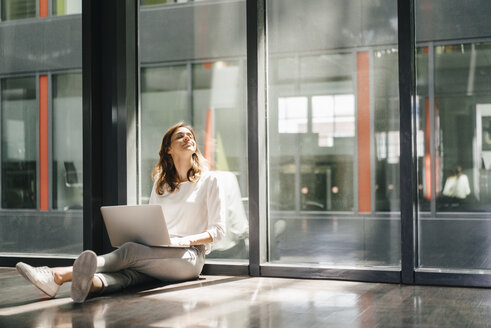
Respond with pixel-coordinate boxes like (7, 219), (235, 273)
(168, 127), (197, 158)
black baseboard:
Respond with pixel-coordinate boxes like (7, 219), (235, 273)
(0, 256), (75, 268)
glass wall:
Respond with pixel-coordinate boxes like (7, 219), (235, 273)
(138, 1), (248, 261)
(0, 0), (490, 284)
(416, 0), (491, 271)
(0, 3), (82, 256)
(267, 0), (400, 267)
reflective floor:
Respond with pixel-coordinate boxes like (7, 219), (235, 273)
(1, 268), (491, 327)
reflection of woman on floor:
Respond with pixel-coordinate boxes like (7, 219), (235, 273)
(442, 165), (471, 200)
(16, 122), (226, 303)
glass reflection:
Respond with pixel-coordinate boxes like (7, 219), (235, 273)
(52, 0), (82, 16)
(1, 0), (35, 21)
(373, 49), (400, 212)
(52, 73), (83, 211)
(269, 53), (356, 214)
(139, 0), (247, 263)
(1, 77), (37, 209)
(435, 44), (491, 212)
(418, 43), (491, 214)
(0, 0), (83, 256)
(312, 95), (355, 148)
(140, 65), (189, 203)
(278, 97), (308, 134)
(418, 42), (491, 271)
(140, 61), (248, 261)
(267, 0), (400, 267)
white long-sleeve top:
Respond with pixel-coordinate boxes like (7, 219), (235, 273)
(442, 174), (471, 199)
(149, 170), (226, 253)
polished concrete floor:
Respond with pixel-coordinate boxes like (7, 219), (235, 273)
(0, 268), (491, 327)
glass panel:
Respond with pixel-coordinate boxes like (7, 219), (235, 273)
(140, 65), (188, 203)
(52, 0), (82, 16)
(1, 77), (36, 209)
(193, 61), (248, 260)
(416, 0), (491, 271)
(374, 49), (400, 212)
(139, 1), (248, 261)
(52, 73), (83, 211)
(1, 0), (35, 21)
(0, 7), (82, 255)
(192, 61), (247, 178)
(417, 43), (491, 270)
(267, 0), (400, 267)
(434, 44), (491, 212)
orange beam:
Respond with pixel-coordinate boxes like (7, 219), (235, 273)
(424, 99), (431, 200)
(40, 75), (49, 211)
(435, 100), (440, 193)
(424, 99), (440, 200)
(357, 52), (371, 213)
(204, 109), (214, 169)
(40, 0), (49, 17)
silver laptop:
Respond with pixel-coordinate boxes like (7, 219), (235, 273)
(101, 205), (183, 248)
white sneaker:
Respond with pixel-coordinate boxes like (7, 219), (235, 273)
(71, 250), (98, 303)
(16, 262), (60, 298)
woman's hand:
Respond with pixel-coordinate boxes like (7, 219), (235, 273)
(170, 237), (191, 247)
(170, 232), (213, 247)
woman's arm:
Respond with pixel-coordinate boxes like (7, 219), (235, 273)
(171, 232), (213, 246)
(205, 174), (227, 241)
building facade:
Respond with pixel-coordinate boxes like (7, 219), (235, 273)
(1, 0), (491, 286)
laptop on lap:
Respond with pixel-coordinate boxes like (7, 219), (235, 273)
(100, 205), (184, 248)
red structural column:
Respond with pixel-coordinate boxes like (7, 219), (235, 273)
(40, 75), (49, 211)
(424, 97), (439, 201)
(40, 0), (49, 17)
(204, 108), (214, 169)
(424, 98), (431, 200)
(357, 52), (371, 213)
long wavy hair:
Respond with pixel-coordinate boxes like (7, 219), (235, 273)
(152, 122), (208, 194)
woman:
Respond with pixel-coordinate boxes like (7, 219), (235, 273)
(442, 165), (471, 200)
(16, 122), (226, 303)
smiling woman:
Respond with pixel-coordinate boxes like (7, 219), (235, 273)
(152, 122), (208, 193)
(16, 122), (227, 303)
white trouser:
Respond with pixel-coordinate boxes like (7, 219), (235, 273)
(94, 242), (206, 294)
